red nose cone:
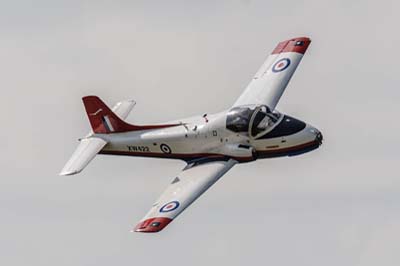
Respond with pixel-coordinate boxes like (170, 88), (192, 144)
(134, 217), (173, 233)
(271, 37), (311, 55)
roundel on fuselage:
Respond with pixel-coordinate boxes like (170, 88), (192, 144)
(160, 143), (172, 154)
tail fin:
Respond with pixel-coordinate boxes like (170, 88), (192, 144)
(83, 96), (134, 133)
(82, 96), (179, 134)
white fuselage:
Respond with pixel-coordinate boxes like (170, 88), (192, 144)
(97, 109), (322, 163)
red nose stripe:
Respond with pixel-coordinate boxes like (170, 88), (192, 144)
(134, 217), (173, 233)
(271, 37), (311, 55)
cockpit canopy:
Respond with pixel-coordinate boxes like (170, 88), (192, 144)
(226, 105), (282, 138)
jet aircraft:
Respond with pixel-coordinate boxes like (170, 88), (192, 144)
(60, 37), (323, 233)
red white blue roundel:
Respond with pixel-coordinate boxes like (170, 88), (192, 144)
(272, 58), (291, 73)
(159, 201), (180, 213)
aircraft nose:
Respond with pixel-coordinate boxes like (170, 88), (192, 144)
(308, 126), (323, 145)
(316, 131), (323, 145)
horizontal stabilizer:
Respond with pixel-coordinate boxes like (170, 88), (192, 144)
(112, 99), (136, 120)
(59, 137), (107, 176)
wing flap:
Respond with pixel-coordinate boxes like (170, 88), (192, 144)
(134, 159), (237, 233)
(59, 137), (107, 176)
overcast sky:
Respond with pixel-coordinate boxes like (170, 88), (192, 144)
(1, 0), (400, 265)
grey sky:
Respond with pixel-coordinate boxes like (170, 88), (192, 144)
(1, 0), (399, 265)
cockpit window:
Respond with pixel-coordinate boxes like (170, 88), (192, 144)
(226, 106), (254, 133)
(226, 105), (282, 137)
(251, 110), (280, 136)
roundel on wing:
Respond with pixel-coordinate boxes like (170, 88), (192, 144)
(159, 201), (180, 213)
(272, 58), (291, 73)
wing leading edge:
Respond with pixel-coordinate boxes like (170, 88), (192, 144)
(134, 159), (237, 233)
(233, 37), (311, 110)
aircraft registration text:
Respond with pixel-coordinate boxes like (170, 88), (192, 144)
(127, 145), (150, 152)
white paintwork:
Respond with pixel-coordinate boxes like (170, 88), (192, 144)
(95, 109), (318, 159)
(136, 159), (237, 223)
(233, 52), (304, 110)
(112, 99), (136, 119)
(59, 137), (107, 176)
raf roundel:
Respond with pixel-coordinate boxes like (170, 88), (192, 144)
(160, 143), (172, 154)
(272, 58), (291, 73)
(159, 201), (180, 213)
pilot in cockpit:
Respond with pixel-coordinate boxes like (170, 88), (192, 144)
(226, 105), (281, 137)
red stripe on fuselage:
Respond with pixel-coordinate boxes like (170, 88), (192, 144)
(99, 140), (320, 162)
(99, 150), (253, 162)
(259, 140), (319, 155)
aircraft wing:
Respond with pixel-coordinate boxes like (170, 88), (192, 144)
(233, 37), (311, 110)
(134, 159), (237, 233)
